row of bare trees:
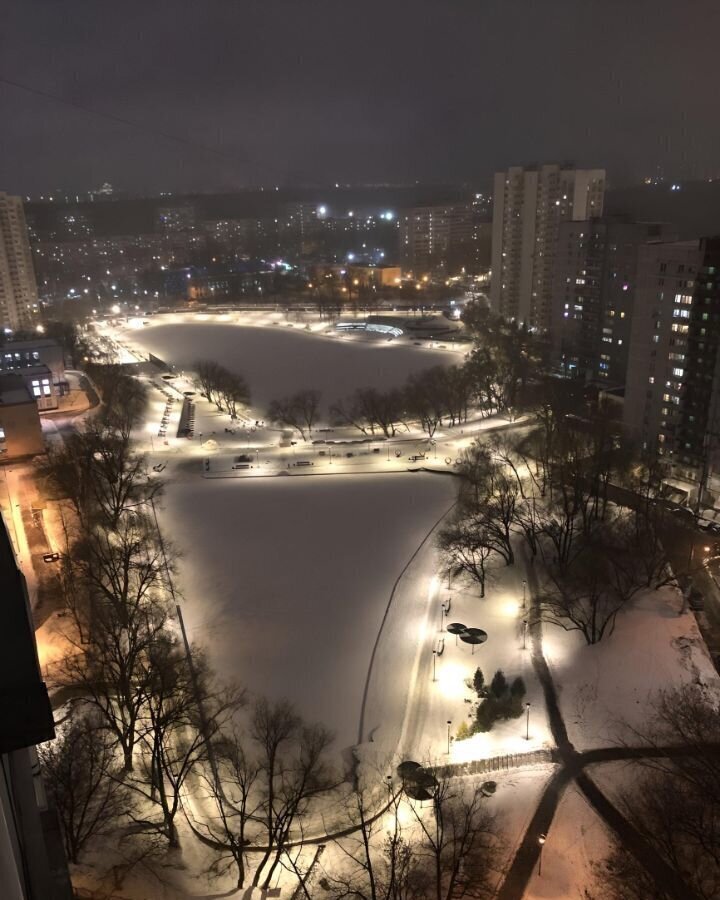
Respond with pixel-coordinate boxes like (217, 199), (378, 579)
(194, 358), (251, 419)
(271, 306), (550, 442)
(439, 390), (674, 643)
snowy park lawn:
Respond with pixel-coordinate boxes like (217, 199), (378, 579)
(157, 473), (456, 758)
(125, 318), (453, 410)
(542, 584), (720, 751)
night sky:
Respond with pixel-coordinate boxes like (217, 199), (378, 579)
(1, 0), (717, 195)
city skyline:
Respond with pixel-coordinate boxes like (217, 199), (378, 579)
(2, 0), (719, 194)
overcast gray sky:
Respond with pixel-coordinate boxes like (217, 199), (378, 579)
(1, 0), (717, 194)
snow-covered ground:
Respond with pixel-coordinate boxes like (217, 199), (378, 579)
(157, 473), (456, 758)
(523, 782), (611, 899)
(542, 584), (719, 750)
(124, 317), (454, 409)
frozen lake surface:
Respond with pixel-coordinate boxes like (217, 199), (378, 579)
(159, 473), (455, 755)
(129, 321), (452, 410)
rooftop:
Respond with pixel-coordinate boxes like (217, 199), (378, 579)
(0, 373), (34, 406)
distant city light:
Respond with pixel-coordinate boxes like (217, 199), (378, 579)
(317, 205), (328, 218)
(111, 304), (121, 314)
(347, 253), (355, 261)
(36, 324), (44, 333)
(382, 211), (394, 220)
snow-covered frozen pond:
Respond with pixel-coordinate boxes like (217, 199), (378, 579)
(128, 321), (453, 410)
(159, 473), (455, 756)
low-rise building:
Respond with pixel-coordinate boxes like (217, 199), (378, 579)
(0, 339), (65, 384)
(0, 374), (44, 459)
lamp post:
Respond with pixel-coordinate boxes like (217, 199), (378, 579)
(522, 579), (527, 610)
(525, 702), (531, 741)
(538, 833), (547, 876)
(440, 602), (445, 633)
(446, 720), (452, 755)
(432, 650), (437, 682)
(522, 618), (528, 650)
(386, 774), (393, 799)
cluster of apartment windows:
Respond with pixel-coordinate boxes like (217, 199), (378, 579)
(31, 377), (51, 398)
(3, 350), (41, 367)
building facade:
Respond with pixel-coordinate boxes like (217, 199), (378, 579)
(399, 204), (474, 277)
(0, 514), (72, 898)
(0, 374), (45, 459)
(623, 237), (720, 503)
(490, 165), (605, 331)
(0, 194), (40, 332)
(552, 218), (675, 383)
(0, 339), (65, 384)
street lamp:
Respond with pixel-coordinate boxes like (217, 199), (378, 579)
(522, 579), (527, 610)
(525, 702), (531, 740)
(432, 649), (437, 682)
(538, 833), (547, 876)
(440, 602), (445, 633)
(446, 720), (452, 755)
(522, 618), (528, 650)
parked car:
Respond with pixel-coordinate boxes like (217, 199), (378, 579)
(235, 454), (253, 463)
(408, 454), (426, 462)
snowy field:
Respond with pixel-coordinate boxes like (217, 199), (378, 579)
(542, 584), (719, 750)
(127, 319), (453, 409)
(158, 473), (456, 758)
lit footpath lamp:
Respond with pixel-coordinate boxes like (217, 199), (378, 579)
(525, 702), (531, 741)
(538, 832), (547, 875)
(446, 719), (452, 755)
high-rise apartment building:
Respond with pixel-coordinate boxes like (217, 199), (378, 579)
(0, 194), (40, 332)
(623, 237), (720, 504)
(399, 203), (474, 277)
(490, 164), (606, 330)
(552, 217), (675, 383)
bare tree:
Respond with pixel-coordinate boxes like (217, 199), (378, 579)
(57, 515), (171, 772)
(322, 775), (424, 900)
(323, 771), (500, 900)
(593, 685), (720, 900)
(130, 640), (236, 848)
(37, 424), (163, 530)
(438, 513), (497, 598)
(250, 698), (336, 889)
(538, 541), (635, 644)
(195, 726), (262, 889)
(410, 775), (499, 900)
(268, 389), (322, 439)
(87, 363), (148, 439)
(39, 714), (130, 864)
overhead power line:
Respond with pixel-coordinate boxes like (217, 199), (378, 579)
(0, 73), (252, 169)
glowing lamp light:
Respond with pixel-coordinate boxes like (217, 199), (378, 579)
(111, 304), (121, 314)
